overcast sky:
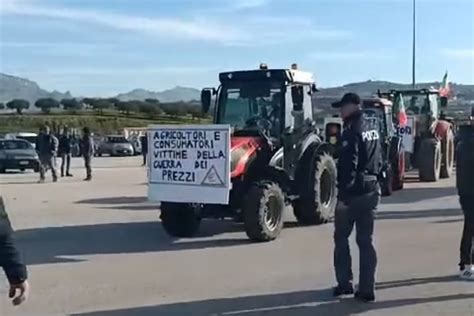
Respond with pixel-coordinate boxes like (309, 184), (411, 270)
(0, 0), (473, 96)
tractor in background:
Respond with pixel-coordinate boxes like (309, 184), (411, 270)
(160, 64), (338, 242)
(362, 98), (405, 195)
(322, 98), (405, 196)
(379, 89), (454, 182)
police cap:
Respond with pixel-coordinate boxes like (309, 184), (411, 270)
(332, 93), (362, 108)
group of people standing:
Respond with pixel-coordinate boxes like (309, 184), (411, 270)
(35, 125), (94, 182)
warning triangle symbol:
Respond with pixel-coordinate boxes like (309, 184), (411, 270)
(201, 165), (225, 186)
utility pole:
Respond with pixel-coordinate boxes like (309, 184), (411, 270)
(412, 0), (416, 88)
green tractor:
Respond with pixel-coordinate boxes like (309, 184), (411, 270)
(379, 89), (454, 182)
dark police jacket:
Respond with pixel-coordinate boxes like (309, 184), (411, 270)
(36, 134), (59, 157)
(456, 125), (474, 197)
(80, 136), (94, 157)
(0, 197), (27, 284)
(337, 110), (383, 203)
(58, 135), (73, 155)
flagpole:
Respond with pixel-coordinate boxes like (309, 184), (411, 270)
(412, 0), (416, 88)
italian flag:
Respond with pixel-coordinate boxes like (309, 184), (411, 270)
(394, 94), (408, 127)
(439, 71), (450, 97)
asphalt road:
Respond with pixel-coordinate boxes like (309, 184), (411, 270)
(0, 157), (472, 316)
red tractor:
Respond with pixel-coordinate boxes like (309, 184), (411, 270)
(379, 89), (454, 182)
(160, 65), (338, 242)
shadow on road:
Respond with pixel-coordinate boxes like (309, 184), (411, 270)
(377, 208), (462, 220)
(15, 221), (250, 265)
(73, 281), (473, 316)
(76, 196), (148, 205)
(383, 186), (457, 205)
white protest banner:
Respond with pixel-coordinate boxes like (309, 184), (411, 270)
(147, 125), (231, 204)
(397, 116), (415, 153)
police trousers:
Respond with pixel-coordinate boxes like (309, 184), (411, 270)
(39, 155), (58, 181)
(60, 153), (72, 176)
(459, 195), (474, 268)
(84, 155), (92, 178)
(334, 185), (380, 294)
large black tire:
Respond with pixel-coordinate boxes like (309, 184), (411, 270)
(242, 181), (285, 242)
(418, 138), (441, 182)
(293, 151), (338, 225)
(440, 129), (455, 179)
(381, 165), (393, 196)
(392, 150), (405, 191)
(160, 202), (201, 238)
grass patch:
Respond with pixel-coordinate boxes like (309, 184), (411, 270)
(0, 110), (210, 134)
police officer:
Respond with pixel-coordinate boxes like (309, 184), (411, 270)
(58, 126), (73, 177)
(0, 197), (29, 306)
(456, 110), (474, 280)
(80, 127), (94, 181)
(36, 125), (59, 183)
(140, 134), (148, 166)
(331, 93), (383, 302)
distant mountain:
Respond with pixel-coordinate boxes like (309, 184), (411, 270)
(0, 73), (72, 105)
(116, 86), (200, 102)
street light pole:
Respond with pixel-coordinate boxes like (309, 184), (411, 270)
(412, 0), (416, 88)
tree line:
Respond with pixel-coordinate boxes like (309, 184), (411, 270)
(0, 98), (207, 119)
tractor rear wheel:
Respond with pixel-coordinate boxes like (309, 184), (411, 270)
(293, 151), (337, 225)
(392, 150), (405, 191)
(418, 138), (441, 182)
(160, 202), (201, 238)
(440, 129), (454, 179)
(242, 181), (285, 242)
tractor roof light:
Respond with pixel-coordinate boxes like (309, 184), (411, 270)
(259, 63), (269, 70)
(291, 63), (298, 70)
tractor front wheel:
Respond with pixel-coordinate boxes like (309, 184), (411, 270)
(242, 181), (285, 242)
(418, 138), (441, 182)
(293, 151), (337, 225)
(160, 202), (201, 238)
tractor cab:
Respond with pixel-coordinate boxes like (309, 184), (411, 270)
(201, 64), (319, 179)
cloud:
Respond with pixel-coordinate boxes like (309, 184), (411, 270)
(18, 66), (217, 76)
(0, 1), (243, 42)
(233, 0), (270, 9)
(1, 1), (348, 46)
(441, 49), (474, 59)
(308, 51), (393, 61)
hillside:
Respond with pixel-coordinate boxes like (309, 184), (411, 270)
(116, 86), (200, 102)
(1, 73), (473, 113)
(0, 73), (72, 105)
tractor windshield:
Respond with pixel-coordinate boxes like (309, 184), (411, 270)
(217, 83), (283, 137)
(402, 94), (431, 115)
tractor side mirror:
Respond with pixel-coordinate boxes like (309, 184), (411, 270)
(291, 86), (304, 111)
(201, 89), (213, 113)
(311, 83), (319, 93)
(440, 96), (448, 108)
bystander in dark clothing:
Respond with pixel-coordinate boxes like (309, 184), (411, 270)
(58, 129), (73, 177)
(140, 135), (148, 166)
(80, 128), (94, 181)
(331, 93), (383, 302)
(36, 126), (59, 183)
(456, 123), (474, 279)
(0, 196), (29, 305)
